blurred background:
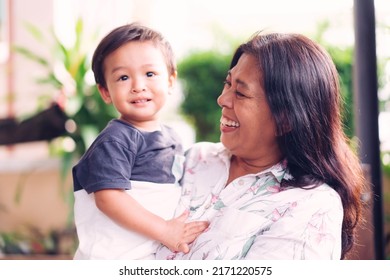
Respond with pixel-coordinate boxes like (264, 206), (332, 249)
(0, 0), (389, 259)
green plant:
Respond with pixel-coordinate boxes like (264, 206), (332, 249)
(313, 21), (355, 139)
(179, 50), (231, 142)
(14, 19), (117, 187)
(12, 19), (117, 229)
(0, 226), (76, 256)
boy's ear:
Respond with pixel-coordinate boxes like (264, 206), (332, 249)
(97, 84), (112, 104)
(168, 71), (177, 90)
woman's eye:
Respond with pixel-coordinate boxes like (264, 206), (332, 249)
(146, 72), (155, 77)
(235, 91), (245, 97)
(224, 80), (245, 97)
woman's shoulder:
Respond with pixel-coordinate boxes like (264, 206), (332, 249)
(188, 141), (224, 151)
(298, 183), (343, 210)
(280, 181), (342, 207)
(186, 142), (225, 156)
(318, 183), (342, 202)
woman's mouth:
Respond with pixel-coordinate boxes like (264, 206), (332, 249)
(220, 117), (240, 127)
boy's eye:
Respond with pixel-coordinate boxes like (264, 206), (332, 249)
(119, 75), (128, 81)
(146, 72), (155, 77)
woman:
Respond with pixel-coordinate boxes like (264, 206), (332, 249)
(156, 32), (366, 260)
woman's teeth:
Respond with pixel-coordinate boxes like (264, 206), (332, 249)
(221, 117), (240, 127)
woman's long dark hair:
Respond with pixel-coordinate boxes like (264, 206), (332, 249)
(231, 32), (366, 259)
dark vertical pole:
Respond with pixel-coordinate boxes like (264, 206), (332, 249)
(353, 0), (385, 260)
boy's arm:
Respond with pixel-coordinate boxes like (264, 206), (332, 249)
(94, 188), (208, 253)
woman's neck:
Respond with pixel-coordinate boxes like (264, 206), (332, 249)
(226, 154), (282, 186)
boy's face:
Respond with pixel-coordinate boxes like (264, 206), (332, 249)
(98, 41), (176, 131)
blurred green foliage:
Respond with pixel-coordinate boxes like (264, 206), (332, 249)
(313, 22), (355, 139)
(13, 19), (118, 187)
(178, 51), (231, 142)
(12, 19), (117, 230)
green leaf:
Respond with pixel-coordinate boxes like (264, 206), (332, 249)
(12, 46), (49, 67)
(74, 17), (84, 52)
(23, 22), (45, 43)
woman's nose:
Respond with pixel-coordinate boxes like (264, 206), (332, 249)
(217, 90), (231, 108)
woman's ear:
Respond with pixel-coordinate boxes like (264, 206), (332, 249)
(276, 112), (292, 136)
(281, 121), (292, 135)
(97, 84), (112, 104)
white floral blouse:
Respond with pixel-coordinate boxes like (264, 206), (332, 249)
(155, 142), (343, 260)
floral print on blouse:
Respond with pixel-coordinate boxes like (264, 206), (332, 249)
(155, 142), (343, 260)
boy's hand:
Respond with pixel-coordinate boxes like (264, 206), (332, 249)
(160, 210), (209, 253)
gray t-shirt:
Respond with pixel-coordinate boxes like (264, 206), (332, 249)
(72, 119), (183, 193)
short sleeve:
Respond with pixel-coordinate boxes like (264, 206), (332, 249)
(73, 140), (135, 193)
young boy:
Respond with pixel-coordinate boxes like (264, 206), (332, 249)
(72, 23), (208, 259)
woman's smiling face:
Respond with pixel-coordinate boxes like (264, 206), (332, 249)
(217, 53), (281, 162)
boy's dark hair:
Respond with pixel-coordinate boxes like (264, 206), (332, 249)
(92, 23), (176, 88)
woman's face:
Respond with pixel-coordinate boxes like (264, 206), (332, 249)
(217, 53), (281, 163)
